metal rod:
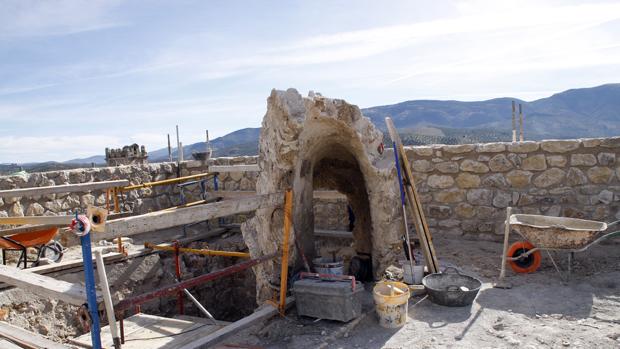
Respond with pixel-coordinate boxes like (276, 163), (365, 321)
(115, 253), (276, 311)
(174, 241), (184, 315)
(176, 125), (180, 162)
(121, 173), (216, 191)
(81, 231), (102, 349)
(94, 250), (121, 349)
(144, 243), (250, 258)
(167, 134), (172, 162)
(182, 289), (218, 325)
(511, 101), (516, 142)
(113, 187), (120, 213)
(279, 190), (293, 316)
(393, 143), (416, 281)
(519, 103), (524, 142)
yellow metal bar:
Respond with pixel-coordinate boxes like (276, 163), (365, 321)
(144, 243), (250, 258)
(121, 173), (216, 191)
(113, 187), (120, 213)
(279, 189), (293, 316)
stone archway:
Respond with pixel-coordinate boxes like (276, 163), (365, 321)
(242, 89), (405, 303)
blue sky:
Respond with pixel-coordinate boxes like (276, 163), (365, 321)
(1, 0), (620, 163)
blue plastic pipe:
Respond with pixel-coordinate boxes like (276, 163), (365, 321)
(80, 228), (102, 349)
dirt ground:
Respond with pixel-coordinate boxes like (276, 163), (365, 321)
(222, 236), (620, 349)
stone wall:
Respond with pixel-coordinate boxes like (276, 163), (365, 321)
(2, 136), (619, 244)
(402, 137), (620, 239)
(0, 157), (259, 220)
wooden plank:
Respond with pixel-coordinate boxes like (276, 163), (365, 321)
(214, 190), (345, 200)
(209, 165), (260, 172)
(0, 264), (101, 306)
(178, 297), (295, 349)
(0, 215), (73, 226)
(0, 321), (69, 349)
(71, 313), (222, 349)
(385, 117), (439, 274)
(101, 193), (283, 241)
(0, 180), (129, 199)
(314, 229), (353, 239)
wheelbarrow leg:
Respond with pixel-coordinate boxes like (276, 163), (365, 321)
(494, 207), (513, 289)
(567, 252), (573, 280)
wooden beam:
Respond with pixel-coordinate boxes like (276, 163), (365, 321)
(214, 190), (346, 200)
(0, 215), (73, 226)
(314, 229), (353, 239)
(0, 321), (69, 349)
(178, 297), (295, 349)
(121, 173), (214, 191)
(0, 264), (102, 306)
(0, 180), (129, 199)
(101, 193), (283, 241)
(209, 164), (260, 172)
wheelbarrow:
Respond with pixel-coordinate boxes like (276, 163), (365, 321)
(496, 207), (620, 285)
(0, 227), (64, 268)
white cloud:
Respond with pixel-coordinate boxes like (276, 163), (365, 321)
(0, 0), (125, 38)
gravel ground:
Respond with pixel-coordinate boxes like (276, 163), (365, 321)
(221, 236), (620, 349)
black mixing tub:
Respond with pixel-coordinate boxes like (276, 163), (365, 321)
(422, 267), (482, 307)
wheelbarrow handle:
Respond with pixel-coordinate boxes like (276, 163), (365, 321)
(606, 220), (620, 229)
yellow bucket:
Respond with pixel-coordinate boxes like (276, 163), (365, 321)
(373, 281), (410, 328)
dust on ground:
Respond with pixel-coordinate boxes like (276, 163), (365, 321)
(222, 236), (620, 349)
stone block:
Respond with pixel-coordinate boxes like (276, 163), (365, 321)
(566, 167), (588, 186)
(460, 160), (489, 173)
(507, 141), (539, 153)
(476, 143), (506, 153)
(455, 173), (480, 188)
(533, 168), (565, 188)
(455, 203), (475, 218)
(581, 138), (602, 147)
(9, 202), (23, 217)
(434, 189), (465, 203)
(438, 219), (460, 228)
(597, 153), (615, 166)
(427, 175), (454, 189)
(411, 146), (433, 156)
(428, 205), (451, 219)
(412, 160), (433, 172)
(493, 191), (512, 208)
(587, 166), (614, 184)
(540, 140), (580, 153)
(466, 189), (493, 205)
(434, 161), (459, 173)
(488, 154), (513, 172)
(25, 203), (44, 216)
(597, 190), (614, 204)
(506, 170), (533, 188)
(444, 144), (476, 154)
(546, 155), (567, 167)
(481, 173), (509, 188)
(600, 137), (620, 148)
(570, 154), (597, 166)
(521, 154), (547, 171)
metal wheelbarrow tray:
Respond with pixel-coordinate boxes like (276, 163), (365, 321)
(509, 214), (613, 250)
(498, 208), (620, 282)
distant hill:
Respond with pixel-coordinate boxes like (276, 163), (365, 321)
(148, 127), (261, 162)
(64, 155), (106, 164)
(364, 84), (620, 139)
(46, 83), (620, 168)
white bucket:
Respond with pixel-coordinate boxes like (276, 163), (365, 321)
(373, 281), (410, 328)
(400, 261), (424, 284)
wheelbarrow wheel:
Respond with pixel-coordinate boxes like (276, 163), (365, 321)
(42, 241), (64, 263)
(507, 241), (541, 273)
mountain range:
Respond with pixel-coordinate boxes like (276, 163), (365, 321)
(32, 83), (620, 168)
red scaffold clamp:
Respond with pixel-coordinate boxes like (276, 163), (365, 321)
(70, 215), (91, 237)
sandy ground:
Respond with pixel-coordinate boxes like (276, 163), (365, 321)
(222, 236), (620, 349)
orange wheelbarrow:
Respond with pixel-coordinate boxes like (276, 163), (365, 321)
(0, 227), (64, 268)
